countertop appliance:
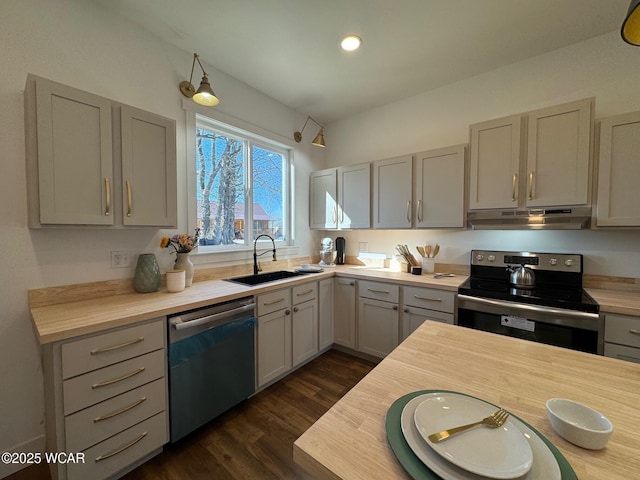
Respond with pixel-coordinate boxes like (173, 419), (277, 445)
(457, 250), (601, 354)
(319, 237), (335, 266)
(168, 297), (256, 442)
(335, 236), (345, 265)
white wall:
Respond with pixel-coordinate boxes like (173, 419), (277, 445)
(0, 0), (323, 475)
(324, 32), (640, 277)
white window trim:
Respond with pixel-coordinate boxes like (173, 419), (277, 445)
(183, 100), (297, 264)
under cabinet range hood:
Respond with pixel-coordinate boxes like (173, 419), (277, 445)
(467, 206), (592, 230)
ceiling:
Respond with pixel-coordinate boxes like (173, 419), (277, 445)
(96, 0), (631, 124)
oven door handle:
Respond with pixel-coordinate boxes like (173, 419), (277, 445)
(457, 294), (600, 321)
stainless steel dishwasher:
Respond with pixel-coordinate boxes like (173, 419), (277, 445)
(168, 296), (256, 442)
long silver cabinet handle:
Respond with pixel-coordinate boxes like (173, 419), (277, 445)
(104, 178), (111, 216)
(264, 298), (285, 306)
(368, 288), (389, 294)
(630, 329), (640, 336)
(512, 174), (517, 201)
(94, 432), (147, 462)
(91, 367), (145, 389)
(417, 199), (423, 223)
(414, 295), (442, 302)
(94, 397), (147, 423)
(91, 337), (144, 355)
(296, 289), (314, 296)
(126, 180), (132, 217)
(406, 201), (411, 223)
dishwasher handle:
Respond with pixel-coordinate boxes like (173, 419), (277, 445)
(170, 303), (256, 331)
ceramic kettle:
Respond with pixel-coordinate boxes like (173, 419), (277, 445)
(507, 264), (536, 289)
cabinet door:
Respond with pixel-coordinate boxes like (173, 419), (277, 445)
(257, 308), (292, 387)
(526, 98), (593, 207)
(120, 106), (177, 227)
(401, 307), (454, 340)
(318, 279), (334, 350)
(358, 297), (399, 358)
(414, 145), (466, 228)
(604, 343), (640, 364)
(469, 115), (523, 210)
(338, 164), (371, 229)
(309, 169), (338, 229)
(372, 155), (413, 228)
(34, 77), (114, 225)
(334, 278), (356, 349)
(596, 111), (640, 226)
(292, 300), (318, 367)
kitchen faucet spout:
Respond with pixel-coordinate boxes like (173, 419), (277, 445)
(253, 234), (276, 275)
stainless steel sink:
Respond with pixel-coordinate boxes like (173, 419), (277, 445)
(225, 270), (308, 286)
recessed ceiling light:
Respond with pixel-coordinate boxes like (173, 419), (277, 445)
(340, 35), (362, 52)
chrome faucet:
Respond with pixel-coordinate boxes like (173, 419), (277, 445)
(253, 234), (277, 275)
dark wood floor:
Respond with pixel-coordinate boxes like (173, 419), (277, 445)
(8, 349), (375, 480)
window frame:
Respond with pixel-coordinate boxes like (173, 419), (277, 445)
(184, 105), (296, 260)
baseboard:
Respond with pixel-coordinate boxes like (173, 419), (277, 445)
(0, 434), (46, 479)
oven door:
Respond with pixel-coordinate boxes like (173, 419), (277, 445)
(457, 294), (603, 354)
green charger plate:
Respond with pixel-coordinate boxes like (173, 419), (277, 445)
(385, 390), (577, 480)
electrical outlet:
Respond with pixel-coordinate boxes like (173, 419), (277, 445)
(359, 242), (368, 253)
(111, 251), (132, 268)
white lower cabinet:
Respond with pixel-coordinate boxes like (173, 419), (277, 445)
(604, 313), (640, 364)
(257, 289), (292, 387)
(318, 278), (334, 350)
(42, 318), (168, 480)
(358, 280), (400, 358)
(401, 286), (455, 340)
(292, 283), (319, 367)
(334, 278), (357, 349)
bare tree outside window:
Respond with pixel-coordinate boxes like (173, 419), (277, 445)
(196, 124), (286, 246)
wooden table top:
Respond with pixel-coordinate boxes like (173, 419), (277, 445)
(294, 322), (640, 480)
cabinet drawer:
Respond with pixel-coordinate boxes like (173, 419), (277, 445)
(292, 282), (318, 305)
(403, 286), (455, 313)
(66, 411), (167, 480)
(359, 280), (399, 303)
(257, 288), (291, 316)
(62, 319), (165, 379)
(63, 349), (165, 415)
(604, 343), (640, 364)
(65, 378), (166, 452)
(604, 314), (640, 348)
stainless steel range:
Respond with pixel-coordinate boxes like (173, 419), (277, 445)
(457, 250), (602, 354)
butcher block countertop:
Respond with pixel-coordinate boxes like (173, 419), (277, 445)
(293, 322), (640, 480)
(29, 266), (466, 344)
(586, 288), (640, 316)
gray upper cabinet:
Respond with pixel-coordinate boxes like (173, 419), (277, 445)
(469, 114), (523, 210)
(372, 155), (413, 229)
(27, 77), (115, 226)
(595, 111), (640, 227)
(25, 75), (177, 228)
(469, 98), (593, 211)
(526, 98), (593, 208)
(309, 168), (338, 229)
(120, 106), (177, 227)
(414, 145), (466, 228)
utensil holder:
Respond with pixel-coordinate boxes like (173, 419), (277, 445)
(422, 257), (435, 274)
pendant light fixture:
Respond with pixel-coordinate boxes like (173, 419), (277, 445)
(294, 116), (325, 147)
(179, 53), (220, 106)
(621, 0), (640, 45)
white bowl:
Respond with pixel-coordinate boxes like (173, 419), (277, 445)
(546, 398), (613, 450)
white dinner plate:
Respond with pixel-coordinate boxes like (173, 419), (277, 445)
(401, 393), (561, 480)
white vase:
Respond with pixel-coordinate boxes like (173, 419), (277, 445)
(174, 253), (194, 287)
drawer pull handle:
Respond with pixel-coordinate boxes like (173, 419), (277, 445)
(91, 337), (144, 355)
(91, 367), (145, 389)
(94, 432), (147, 462)
(264, 298), (285, 306)
(414, 295), (442, 302)
(93, 397), (147, 423)
(296, 289), (314, 296)
(630, 329), (640, 336)
(368, 288), (389, 294)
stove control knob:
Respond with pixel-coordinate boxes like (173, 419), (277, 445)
(565, 259), (574, 267)
(549, 258), (558, 266)
(476, 254), (484, 262)
(488, 255), (496, 262)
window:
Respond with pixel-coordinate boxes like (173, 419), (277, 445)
(195, 116), (291, 248)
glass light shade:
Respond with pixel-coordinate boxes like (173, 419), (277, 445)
(193, 75), (219, 106)
(341, 35), (362, 51)
(312, 128), (326, 147)
(622, 0), (640, 46)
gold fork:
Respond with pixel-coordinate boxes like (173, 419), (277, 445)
(427, 408), (510, 443)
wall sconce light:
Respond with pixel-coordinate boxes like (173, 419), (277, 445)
(294, 116), (325, 147)
(179, 53), (220, 106)
(622, 0), (640, 45)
